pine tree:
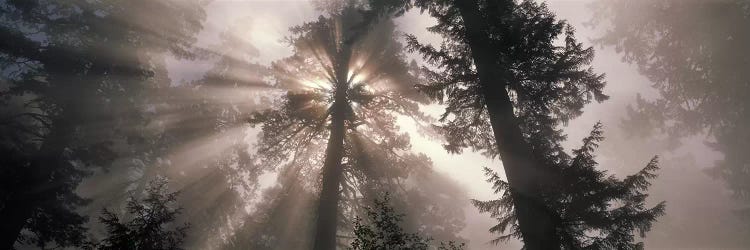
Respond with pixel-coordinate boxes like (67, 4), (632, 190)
(97, 178), (189, 250)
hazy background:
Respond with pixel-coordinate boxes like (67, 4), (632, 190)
(161, 0), (750, 249)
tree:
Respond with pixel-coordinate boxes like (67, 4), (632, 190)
(250, 2), (428, 249)
(591, 0), (750, 218)
(247, 3), (461, 249)
(97, 178), (189, 250)
(349, 194), (464, 250)
(366, 0), (665, 248)
(473, 123), (665, 249)
(367, 0), (605, 248)
(0, 0), (207, 248)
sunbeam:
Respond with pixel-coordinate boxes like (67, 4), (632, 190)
(3, 0), (749, 249)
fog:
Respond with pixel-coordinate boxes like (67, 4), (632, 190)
(2, 0), (749, 249)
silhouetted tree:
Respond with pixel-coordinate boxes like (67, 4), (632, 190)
(247, 3), (462, 249)
(591, 0), (750, 218)
(0, 0), (206, 248)
(368, 0), (605, 248)
(473, 123), (665, 248)
(97, 178), (188, 250)
(365, 0), (666, 248)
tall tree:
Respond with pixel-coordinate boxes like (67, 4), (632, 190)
(0, 0), (206, 248)
(368, 0), (663, 248)
(388, 0), (603, 247)
(591, 0), (750, 218)
(247, 3), (462, 249)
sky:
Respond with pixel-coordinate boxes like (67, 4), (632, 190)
(165, 0), (750, 248)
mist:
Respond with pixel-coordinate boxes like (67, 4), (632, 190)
(1, 0), (748, 249)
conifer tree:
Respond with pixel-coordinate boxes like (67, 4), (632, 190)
(97, 178), (189, 250)
(367, 0), (664, 248)
(473, 123), (665, 249)
(246, 3), (462, 249)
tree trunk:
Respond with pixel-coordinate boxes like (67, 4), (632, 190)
(454, 0), (560, 249)
(313, 43), (352, 250)
(313, 105), (347, 250)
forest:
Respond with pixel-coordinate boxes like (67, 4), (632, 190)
(0, 0), (748, 249)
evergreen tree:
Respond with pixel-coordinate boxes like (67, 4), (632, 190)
(246, 3), (463, 249)
(473, 123), (665, 249)
(591, 0), (750, 218)
(97, 178), (188, 250)
(367, 0), (664, 248)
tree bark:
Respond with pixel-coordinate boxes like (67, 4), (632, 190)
(454, 0), (560, 249)
(313, 42), (352, 250)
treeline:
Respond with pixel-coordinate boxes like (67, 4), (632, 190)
(6, 0), (746, 249)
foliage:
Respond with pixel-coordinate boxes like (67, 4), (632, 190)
(248, 6), (428, 170)
(0, 0), (207, 248)
(97, 178), (189, 250)
(404, 0), (607, 158)
(366, 0), (664, 247)
(349, 194), (465, 250)
(243, 3), (465, 247)
(473, 123), (665, 249)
